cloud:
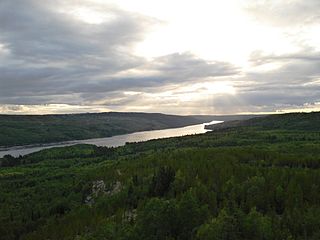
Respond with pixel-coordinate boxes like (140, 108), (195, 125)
(247, 48), (320, 86)
(0, 0), (152, 62)
(232, 48), (320, 112)
(145, 53), (239, 79)
(0, 0), (238, 106)
(245, 0), (320, 27)
(0, 0), (150, 103)
(0, 0), (319, 114)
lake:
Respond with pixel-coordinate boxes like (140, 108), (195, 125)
(0, 121), (222, 158)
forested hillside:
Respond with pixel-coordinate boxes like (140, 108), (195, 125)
(1, 112), (320, 239)
(206, 112), (320, 131)
(0, 112), (217, 147)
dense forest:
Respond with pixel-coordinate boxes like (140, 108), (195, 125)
(1, 112), (320, 239)
(206, 112), (320, 131)
(0, 112), (258, 147)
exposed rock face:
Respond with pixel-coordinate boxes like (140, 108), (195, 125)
(106, 181), (122, 196)
(123, 209), (137, 222)
(92, 180), (106, 197)
(85, 180), (122, 206)
(85, 180), (105, 206)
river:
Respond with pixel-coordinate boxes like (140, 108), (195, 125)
(0, 121), (222, 158)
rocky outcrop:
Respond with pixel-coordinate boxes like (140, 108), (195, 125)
(85, 180), (122, 206)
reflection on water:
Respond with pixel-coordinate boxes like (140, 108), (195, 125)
(0, 121), (222, 158)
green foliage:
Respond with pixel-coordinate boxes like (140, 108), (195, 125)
(1, 112), (320, 239)
(135, 198), (178, 240)
(0, 112), (211, 147)
(196, 209), (242, 240)
(149, 166), (175, 197)
(207, 111), (320, 132)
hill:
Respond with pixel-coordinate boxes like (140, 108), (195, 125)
(0, 112), (207, 147)
(206, 111), (320, 131)
(0, 112), (261, 147)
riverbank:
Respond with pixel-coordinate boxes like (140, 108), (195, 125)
(0, 121), (222, 158)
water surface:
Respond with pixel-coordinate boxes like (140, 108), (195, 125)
(0, 121), (222, 158)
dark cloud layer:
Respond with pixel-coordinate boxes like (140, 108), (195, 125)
(0, 0), (149, 102)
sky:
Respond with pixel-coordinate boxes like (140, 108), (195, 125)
(0, 0), (320, 115)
